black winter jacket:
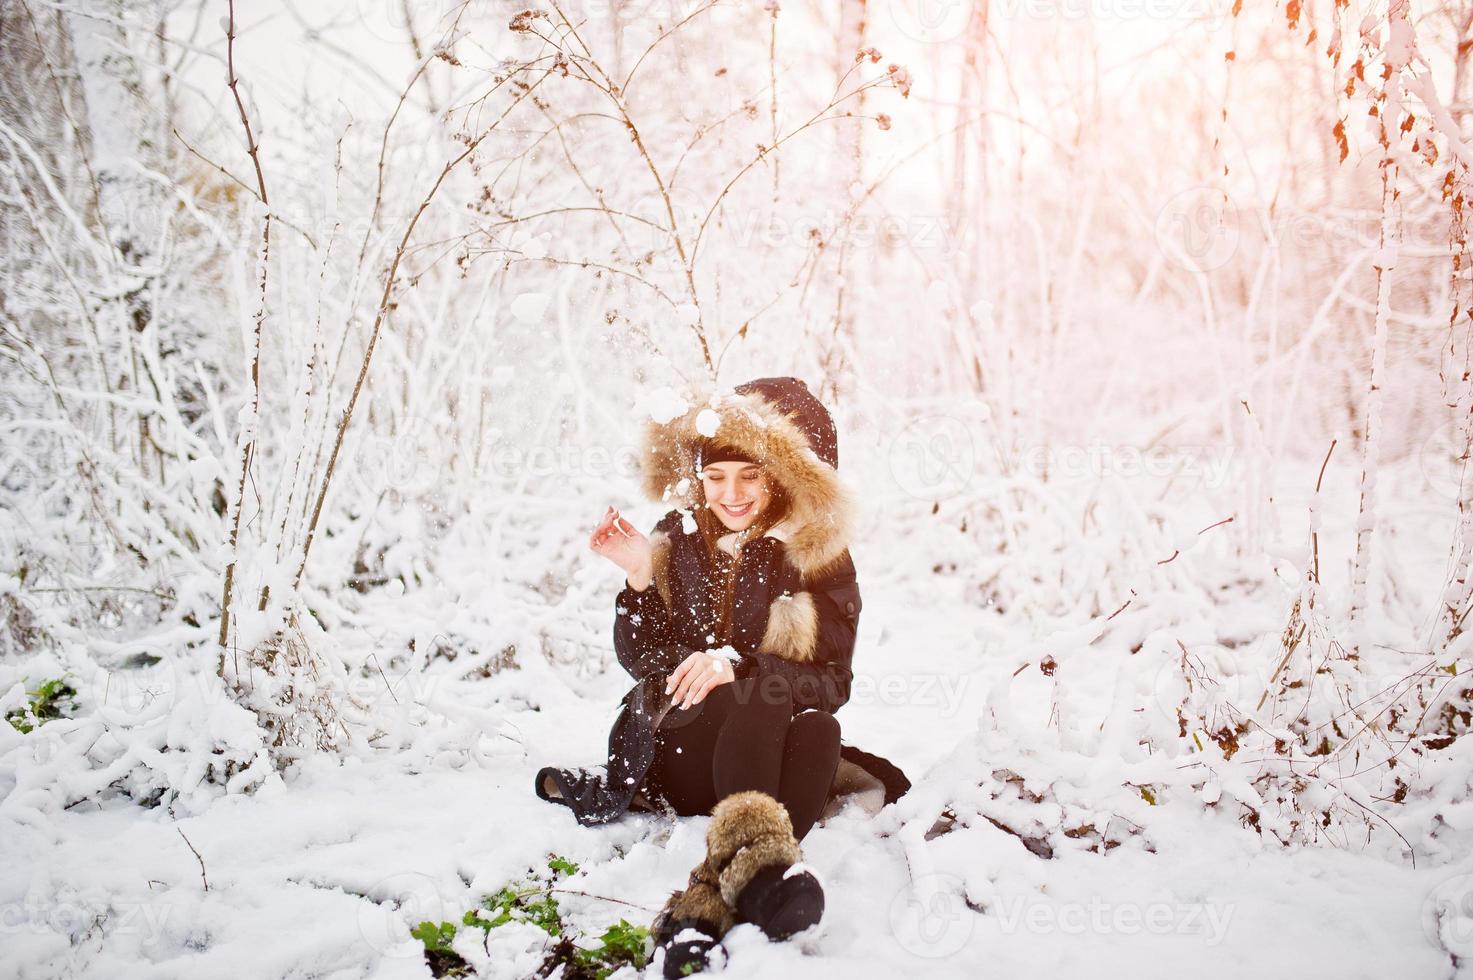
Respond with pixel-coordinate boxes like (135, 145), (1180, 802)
(613, 510), (862, 712)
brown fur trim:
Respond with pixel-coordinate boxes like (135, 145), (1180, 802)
(706, 791), (793, 865)
(658, 855), (737, 938)
(639, 388), (855, 581)
(758, 591), (818, 662)
(705, 791), (802, 907)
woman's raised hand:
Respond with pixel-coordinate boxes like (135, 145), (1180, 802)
(590, 506), (655, 590)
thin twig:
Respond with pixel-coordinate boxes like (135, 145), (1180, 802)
(1105, 591), (1136, 621)
(217, 0), (272, 660)
(170, 127), (317, 248)
(1339, 791), (1415, 867)
(177, 828), (210, 891)
(1312, 439), (1336, 584)
(1157, 515), (1235, 565)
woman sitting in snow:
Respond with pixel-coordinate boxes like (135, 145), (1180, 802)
(534, 376), (909, 976)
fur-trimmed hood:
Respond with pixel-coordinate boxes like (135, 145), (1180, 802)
(638, 377), (856, 582)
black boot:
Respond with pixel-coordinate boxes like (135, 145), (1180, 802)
(533, 766), (628, 825)
(732, 862), (824, 941)
(706, 791), (825, 941)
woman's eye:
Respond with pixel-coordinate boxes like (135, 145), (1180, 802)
(742, 473), (759, 482)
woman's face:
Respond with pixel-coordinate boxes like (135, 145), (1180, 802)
(701, 461), (771, 532)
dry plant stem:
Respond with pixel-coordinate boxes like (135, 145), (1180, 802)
(1340, 791), (1415, 865)
(617, 0), (719, 94)
(1348, 6), (1405, 656)
(1302, 660), (1446, 749)
(487, 204), (665, 239)
(705, 72), (898, 370)
(769, 6), (780, 196)
(274, 162), (343, 567)
(324, 29), (534, 440)
(356, 22), (466, 272)
(177, 828), (210, 891)
(218, 0), (271, 661)
(293, 72), (553, 589)
(1437, 193), (1473, 651)
(170, 127), (317, 247)
(800, 111), (998, 315)
(501, 254), (683, 313)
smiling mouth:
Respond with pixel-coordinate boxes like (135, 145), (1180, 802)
(719, 502), (754, 518)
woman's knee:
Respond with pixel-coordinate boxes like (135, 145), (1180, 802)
(788, 709), (840, 746)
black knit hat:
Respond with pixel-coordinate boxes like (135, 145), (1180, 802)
(694, 441), (757, 469)
(732, 377), (839, 469)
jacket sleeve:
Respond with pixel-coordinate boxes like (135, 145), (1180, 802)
(613, 584), (686, 681)
(612, 512), (689, 682)
(733, 552), (861, 713)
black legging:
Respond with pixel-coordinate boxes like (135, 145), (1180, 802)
(650, 673), (841, 841)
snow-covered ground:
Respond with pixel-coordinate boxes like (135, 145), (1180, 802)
(4, 452), (1470, 980)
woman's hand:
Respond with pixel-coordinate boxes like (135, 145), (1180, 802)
(665, 650), (736, 709)
(590, 506), (654, 590)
